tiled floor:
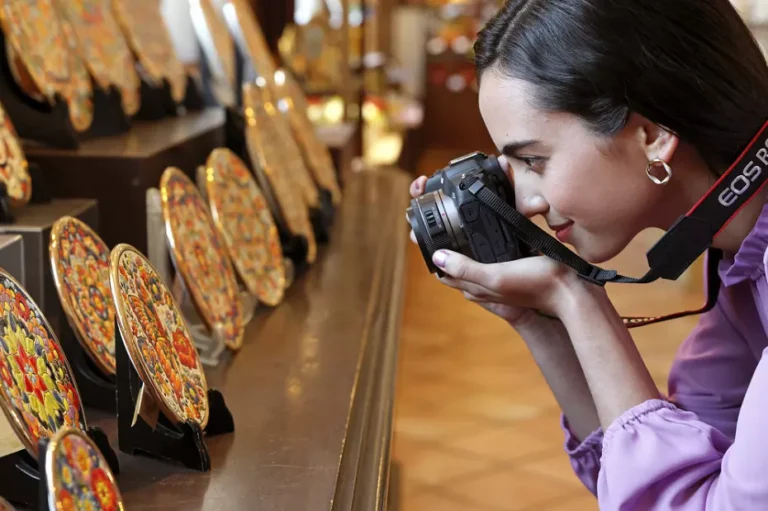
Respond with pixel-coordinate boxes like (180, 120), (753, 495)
(391, 152), (708, 510)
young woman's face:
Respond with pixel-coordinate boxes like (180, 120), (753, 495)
(478, 72), (671, 263)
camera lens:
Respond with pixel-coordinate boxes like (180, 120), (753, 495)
(406, 190), (465, 274)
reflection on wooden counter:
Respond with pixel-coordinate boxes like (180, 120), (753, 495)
(86, 168), (411, 510)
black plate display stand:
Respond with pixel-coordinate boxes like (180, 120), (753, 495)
(0, 29), (130, 150)
(182, 75), (205, 113)
(0, 428), (118, 509)
(59, 325), (116, 413)
(114, 320), (234, 472)
(133, 78), (177, 122)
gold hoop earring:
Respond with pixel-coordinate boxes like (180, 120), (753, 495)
(646, 158), (672, 185)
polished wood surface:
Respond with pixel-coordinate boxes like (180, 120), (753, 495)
(24, 109), (225, 253)
(83, 168), (410, 510)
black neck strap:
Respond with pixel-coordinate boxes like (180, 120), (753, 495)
(459, 119), (768, 327)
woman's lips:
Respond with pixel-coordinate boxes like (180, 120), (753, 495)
(553, 222), (574, 243)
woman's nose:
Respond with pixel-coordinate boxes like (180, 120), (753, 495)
(514, 180), (548, 218)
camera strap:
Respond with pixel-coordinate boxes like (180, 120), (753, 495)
(459, 119), (768, 327)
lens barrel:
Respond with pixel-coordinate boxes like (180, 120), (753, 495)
(407, 191), (458, 274)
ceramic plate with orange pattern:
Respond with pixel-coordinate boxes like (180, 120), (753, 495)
(205, 148), (286, 306)
(50, 217), (116, 376)
(57, 0), (141, 116)
(227, 0), (277, 79)
(276, 73), (342, 205)
(45, 427), (124, 511)
(243, 83), (317, 263)
(0, 269), (87, 457)
(0, 0), (93, 133)
(160, 168), (245, 350)
(190, 0), (236, 106)
(112, 0), (187, 103)
(109, 244), (209, 426)
(0, 103), (32, 207)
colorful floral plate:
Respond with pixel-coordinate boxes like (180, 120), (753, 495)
(0, 103), (32, 207)
(0, 270), (86, 457)
(57, 0), (141, 116)
(190, 0), (236, 106)
(109, 244), (209, 427)
(0, 496), (14, 510)
(160, 167), (245, 350)
(275, 73), (342, 205)
(243, 83), (317, 263)
(228, 0), (277, 79)
(0, 0), (93, 132)
(50, 217), (116, 376)
(45, 427), (124, 511)
(204, 148), (286, 306)
(112, 0), (188, 103)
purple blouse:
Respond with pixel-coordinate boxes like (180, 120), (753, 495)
(563, 203), (768, 509)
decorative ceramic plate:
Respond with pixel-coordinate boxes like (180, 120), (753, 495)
(57, 1), (141, 116)
(0, 270), (86, 457)
(205, 148), (286, 306)
(112, 0), (188, 103)
(45, 427), (124, 511)
(109, 244), (209, 426)
(0, 0), (93, 132)
(160, 168), (245, 349)
(276, 73), (342, 205)
(0, 103), (32, 207)
(50, 217), (116, 376)
(244, 83), (318, 263)
(228, 0), (277, 78)
(189, 0), (236, 106)
(0, 497), (14, 510)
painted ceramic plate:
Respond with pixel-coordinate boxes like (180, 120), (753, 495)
(45, 427), (124, 511)
(0, 270), (86, 457)
(50, 217), (116, 376)
(0, 497), (14, 510)
(160, 168), (245, 349)
(244, 84), (317, 263)
(112, 0), (188, 103)
(277, 74), (342, 205)
(0, 0), (93, 132)
(205, 148), (286, 306)
(109, 244), (209, 426)
(228, 0), (277, 78)
(0, 103), (32, 207)
(57, 0), (141, 116)
(190, 0), (236, 106)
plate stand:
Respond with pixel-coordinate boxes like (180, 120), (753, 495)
(59, 325), (116, 413)
(114, 321), (234, 471)
(0, 30), (130, 149)
(133, 78), (178, 122)
(0, 427), (118, 509)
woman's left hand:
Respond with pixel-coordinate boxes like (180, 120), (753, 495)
(432, 249), (589, 318)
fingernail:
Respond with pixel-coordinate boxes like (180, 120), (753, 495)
(433, 250), (448, 268)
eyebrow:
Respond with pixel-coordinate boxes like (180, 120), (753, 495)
(501, 140), (540, 156)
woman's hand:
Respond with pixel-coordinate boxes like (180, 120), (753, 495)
(408, 174), (584, 325)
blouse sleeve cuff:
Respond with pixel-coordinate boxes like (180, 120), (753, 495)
(602, 398), (679, 454)
(561, 413), (604, 458)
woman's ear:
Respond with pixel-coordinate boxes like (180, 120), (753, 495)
(632, 113), (679, 163)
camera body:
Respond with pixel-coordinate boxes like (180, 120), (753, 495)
(407, 151), (527, 275)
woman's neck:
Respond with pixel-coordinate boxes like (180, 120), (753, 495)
(711, 189), (768, 255)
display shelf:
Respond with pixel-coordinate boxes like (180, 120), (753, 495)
(84, 168), (409, 510)
(23, 109), (225, 253)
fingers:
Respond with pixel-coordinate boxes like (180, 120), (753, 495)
(410, 230), (417, 243)
(410, 176), (427, 198)
(438, 275), (503, 300)
(432, 250), (501, 291)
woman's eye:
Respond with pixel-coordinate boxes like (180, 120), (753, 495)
(518, 157), (545, 172)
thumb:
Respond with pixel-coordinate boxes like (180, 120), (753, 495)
(433, 250), (497, 288)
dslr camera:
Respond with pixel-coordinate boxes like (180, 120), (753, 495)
(406, 152), (527, 276)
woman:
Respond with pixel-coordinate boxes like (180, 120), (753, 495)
(409, 1), (768, 509)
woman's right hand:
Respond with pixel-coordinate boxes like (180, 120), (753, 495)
(408, 174), (538, 327)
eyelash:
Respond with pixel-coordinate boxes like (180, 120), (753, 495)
(515, 156), (544, 172)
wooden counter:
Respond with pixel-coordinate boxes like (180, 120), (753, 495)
(86, 168), (410, 510)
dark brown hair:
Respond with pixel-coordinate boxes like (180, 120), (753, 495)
(475, 0), (768, 173)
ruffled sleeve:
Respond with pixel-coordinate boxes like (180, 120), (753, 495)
(561, 414), (603, 495)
